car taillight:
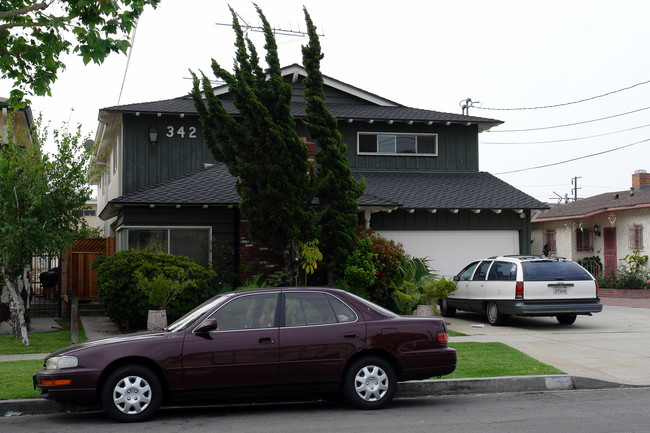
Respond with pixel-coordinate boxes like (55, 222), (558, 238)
(515, 282), (524, 299)
(437, 331), (449, 344)
(595, 280), (599, 297)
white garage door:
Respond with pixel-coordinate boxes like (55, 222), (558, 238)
(377, 230), (520, 278)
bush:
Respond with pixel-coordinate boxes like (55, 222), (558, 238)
(341, 227), (407, 309)
(92, 251), (222, 331)
(596, 251), (650, 290)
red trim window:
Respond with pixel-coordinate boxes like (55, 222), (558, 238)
(576, 228), (592, 252)
(543, 229), (557, 254)
(629, 224), (644, 250)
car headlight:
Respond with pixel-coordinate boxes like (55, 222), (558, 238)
(45, 355), (78, 370)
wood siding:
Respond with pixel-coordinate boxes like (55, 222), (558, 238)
(122, 114), (216, 195)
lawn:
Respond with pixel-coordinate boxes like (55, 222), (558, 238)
(0, 327), (87, 356)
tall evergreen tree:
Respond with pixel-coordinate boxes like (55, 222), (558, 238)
(190, 5), (317, 284)
(302, 8), (366, 285)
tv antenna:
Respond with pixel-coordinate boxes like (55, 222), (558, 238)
(215, 12), (324, 38)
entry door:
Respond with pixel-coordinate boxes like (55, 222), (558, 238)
(603, 227), (617, 276)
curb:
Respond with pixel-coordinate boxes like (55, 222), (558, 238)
(1, 375), (635, 417)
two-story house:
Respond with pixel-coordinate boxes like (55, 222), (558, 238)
(91, 64), (547, 278)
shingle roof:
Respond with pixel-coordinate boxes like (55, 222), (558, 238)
(100, 164), (547, 220)
(100, 97), (501, 130)
(534, 186), (650, 222)
(354, 170), (547, 210)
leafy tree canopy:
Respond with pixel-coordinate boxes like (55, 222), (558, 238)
(0, 0), (160, 108)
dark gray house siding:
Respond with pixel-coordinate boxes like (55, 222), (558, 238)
(122, 113), (214, 195)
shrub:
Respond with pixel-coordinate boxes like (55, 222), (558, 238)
(92, 251), (222, 331)
(341, 227), (407, 309)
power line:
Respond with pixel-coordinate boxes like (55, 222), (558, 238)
(494, 138), (650, 175)
(482, 122), (650, 145)
(486, 106), (650, 133)
(476, 79), (650, 111)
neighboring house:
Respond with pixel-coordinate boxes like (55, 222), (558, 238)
(82, 199), (100, 232)
(532, 170), (650, 276)
(91, 64), (547, 278)
(0, 97), (34, 147)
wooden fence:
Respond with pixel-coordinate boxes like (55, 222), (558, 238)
(66, 237), (115, 300)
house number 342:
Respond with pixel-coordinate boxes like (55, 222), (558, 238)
(166, 126), (197, 139)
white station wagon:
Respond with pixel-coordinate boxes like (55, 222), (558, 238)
(442, 255), (603, 326)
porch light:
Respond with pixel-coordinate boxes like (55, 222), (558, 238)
(594, 224), (601, 236)
(149, 125), (158, 144)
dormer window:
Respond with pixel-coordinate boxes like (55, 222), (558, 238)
(358, 132), (438, 156)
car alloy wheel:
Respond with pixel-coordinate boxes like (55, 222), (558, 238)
(102, 365), (162, 422)
(344, 356), (396, 409)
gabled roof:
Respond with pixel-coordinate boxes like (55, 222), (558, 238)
(100, 164), (547, 220)
(99, 65), (502, 132)
(534, 186), (650, 222)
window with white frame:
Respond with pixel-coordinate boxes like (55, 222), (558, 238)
(576, 228), (592, 252)
(118, 227), (211, 266)
(629, 224), (644, 250)
(543, 229), (557, 254)
(358, 132), (437, 155)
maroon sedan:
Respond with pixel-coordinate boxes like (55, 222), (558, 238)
(34, 287), (456, 422)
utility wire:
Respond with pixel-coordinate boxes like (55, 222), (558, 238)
(494, 138), (650, 175)
(477, 79), (650, 111)
(483, 122), (650, 145)
(487, 106), (650, 132)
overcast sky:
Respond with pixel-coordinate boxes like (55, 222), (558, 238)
(3, 0), (649, 203)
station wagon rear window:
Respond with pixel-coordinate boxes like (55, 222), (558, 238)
(522, 261), (593, 281)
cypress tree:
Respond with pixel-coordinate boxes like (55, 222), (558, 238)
(191, 6), (317, 284)
(302, 7), (366, 285)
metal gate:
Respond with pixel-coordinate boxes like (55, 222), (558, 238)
(30, 254), (62, 318)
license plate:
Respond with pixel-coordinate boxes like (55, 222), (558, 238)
(553, 288), (568, 294)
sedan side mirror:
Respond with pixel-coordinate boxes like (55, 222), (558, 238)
(453, 275), (460, 282)
(194, 318), (218, 334)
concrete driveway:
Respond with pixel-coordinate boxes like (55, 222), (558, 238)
(447, 303), (650, 386)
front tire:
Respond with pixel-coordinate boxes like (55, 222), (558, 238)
(486, 301), (509, 326)
(344, 356), (396, 410)
(101, 365), (162, 422)
(556, 314), (577, 325)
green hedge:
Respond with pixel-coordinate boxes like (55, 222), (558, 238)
(92, 251), (222, 331)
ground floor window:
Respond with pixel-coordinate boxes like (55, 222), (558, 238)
(117, 226), (211, 266)
(576, 228), (592, 252)
(543, 229), (557, 254)
(629, 224), (644, 250)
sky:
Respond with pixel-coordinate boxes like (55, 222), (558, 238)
(2, 0), (650, 203)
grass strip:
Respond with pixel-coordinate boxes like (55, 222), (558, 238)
(0, 341), (564, 400)
(444, 342), (564, 379)
(0, 360), (43, 400)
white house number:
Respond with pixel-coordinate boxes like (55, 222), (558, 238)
(166, 126), (197, 139)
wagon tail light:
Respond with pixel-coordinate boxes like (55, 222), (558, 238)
(595, 280), (599, 298)
(515, 282), (524, 299)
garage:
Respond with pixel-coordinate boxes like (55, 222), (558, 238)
(377, 230), (520, 278)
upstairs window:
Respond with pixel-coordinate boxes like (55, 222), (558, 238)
(358, 132), (437, 155)
(576, 228), (592, 252)
(629, 224), (644, 250)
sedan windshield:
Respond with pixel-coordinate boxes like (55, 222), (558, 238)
(166, 293), (232, 332)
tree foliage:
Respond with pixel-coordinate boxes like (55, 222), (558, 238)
(0, 0), (160, 107)
(0, 116), (93, 344)
(190, 5), (318, 284)
(301, 8), (365, 285)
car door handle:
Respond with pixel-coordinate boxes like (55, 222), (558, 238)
(259, 337), (275, 344)
(344, 333), (357, 338)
